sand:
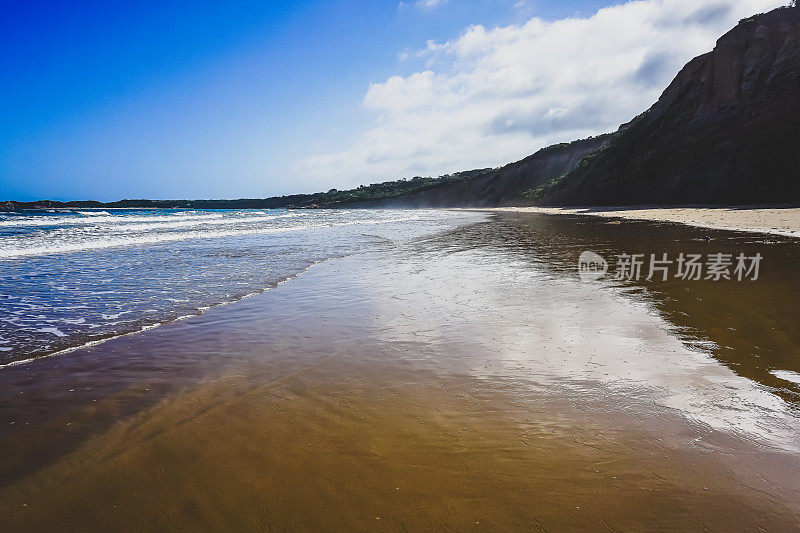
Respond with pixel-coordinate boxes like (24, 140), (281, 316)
(488, 206), (800, 238)
(4, 357), (797, 531)
(1, 212), (799, 531)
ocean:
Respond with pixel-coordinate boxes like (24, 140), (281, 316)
(0, 208), (475, 365)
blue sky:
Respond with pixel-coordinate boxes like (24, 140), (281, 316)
(0, 0), (781, 201)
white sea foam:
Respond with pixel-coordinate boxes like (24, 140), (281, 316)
(771, 369), (800, 385)
(0, 226), (302, 258)
(38, 327), (67, 337)
(0, 216), (420, 259)
(0, 212), (226, 227)
(101, 311), (133, 320)
(95, 213), (297, 231)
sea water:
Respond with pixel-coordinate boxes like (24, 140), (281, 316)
(0, 208), (473, 365)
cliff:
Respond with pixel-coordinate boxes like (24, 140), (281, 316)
(545, 6), (800, 205)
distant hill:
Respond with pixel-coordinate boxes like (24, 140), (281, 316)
(352, 134), (613, 208)
(0, 169), (494, 211)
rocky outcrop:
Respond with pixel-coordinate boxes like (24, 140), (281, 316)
(545, 6), (800, 205)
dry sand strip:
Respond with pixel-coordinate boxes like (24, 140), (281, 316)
(487, 206), (800, 238)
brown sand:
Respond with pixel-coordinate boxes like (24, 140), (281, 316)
(2, 357), (798, 531)
(489, 206), (800, 237)
(1, 213), (799, 531)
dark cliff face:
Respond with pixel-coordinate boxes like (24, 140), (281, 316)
(367, 134), (613, 208)
(546, 7), (800, 205)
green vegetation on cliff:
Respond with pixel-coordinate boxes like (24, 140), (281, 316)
(1, 168), (494, 211)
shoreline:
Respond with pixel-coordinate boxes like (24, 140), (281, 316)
(0, 257), (337, 370)
(1, 212), (799, 529)
(484, 206), (800, 238)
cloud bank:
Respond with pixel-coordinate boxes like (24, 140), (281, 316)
(300, 0), (782, 187)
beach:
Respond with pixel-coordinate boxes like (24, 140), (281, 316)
(1, 211), (799, 530)
(4, 0), (800, 530)
(490, 206), (800, 238)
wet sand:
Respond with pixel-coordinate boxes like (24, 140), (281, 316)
(492, 206), (800, 237)
(3, 358), (797, 531)
(1, 212), (799, 530)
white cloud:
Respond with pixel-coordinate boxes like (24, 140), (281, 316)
(300, 0), (783, 188)
(398, 0), (450, 11)
(416, 0), (450, 10)
(513, 0), (534, 17)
